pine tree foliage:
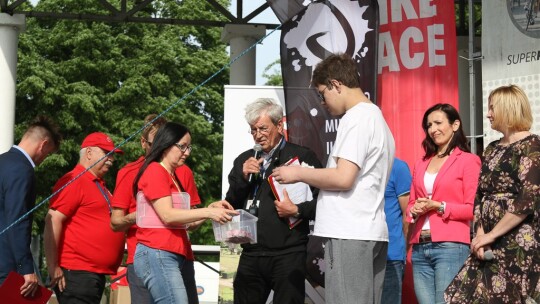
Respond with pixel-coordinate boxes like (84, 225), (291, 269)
(15, 0), (230, 246)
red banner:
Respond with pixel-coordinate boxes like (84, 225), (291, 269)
(377, 0), (459, 169)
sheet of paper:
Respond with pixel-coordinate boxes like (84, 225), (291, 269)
(268, 157), (313, 228)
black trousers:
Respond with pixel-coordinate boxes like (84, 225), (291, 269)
(233, 251), (306, 304)
(54, 269), (105, 304)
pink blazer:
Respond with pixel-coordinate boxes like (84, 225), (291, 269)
(406, 148), (481, 245)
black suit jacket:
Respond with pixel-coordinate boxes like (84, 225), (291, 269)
(225, 141), (322, 255)
(0, 147), (36, 283)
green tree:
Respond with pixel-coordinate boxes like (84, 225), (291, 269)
(15, 0), (230, 248)
(262, 59), (283, 86)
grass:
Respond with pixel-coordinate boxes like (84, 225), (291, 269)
(219, 247), (241, 302)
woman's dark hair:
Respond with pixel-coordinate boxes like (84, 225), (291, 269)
(133, 122), (190, 196)
(421, 103), (470, 160)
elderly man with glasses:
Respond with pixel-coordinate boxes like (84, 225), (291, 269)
(224, 98), (322, 304)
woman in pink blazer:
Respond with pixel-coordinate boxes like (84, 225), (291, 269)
(406, 103), (481, 304)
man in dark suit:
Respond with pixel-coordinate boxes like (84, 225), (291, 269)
(0, 116), (62, 297)
(225, 98), (322, 304)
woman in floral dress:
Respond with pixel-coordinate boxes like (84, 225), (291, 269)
(445, 84), (540, 303)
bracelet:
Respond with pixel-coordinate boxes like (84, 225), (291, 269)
(437, 201), (446, 215)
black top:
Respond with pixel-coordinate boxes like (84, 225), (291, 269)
(225, 141), (322, 256)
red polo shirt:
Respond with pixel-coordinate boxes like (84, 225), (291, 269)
(112, 158), (200, 264)
(50, 164), (125, 274)
(135, 162), (194, 260)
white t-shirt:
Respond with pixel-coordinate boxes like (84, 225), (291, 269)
(314, 102), (395, 241)
(421, 172), (437, 230)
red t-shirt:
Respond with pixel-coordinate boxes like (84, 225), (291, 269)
(111, 157), (143, 265)
(50, 164), (125, 274)
(112, 158), (201, 264)
(135, 162), (194, 260)
(175, 165), (202, 207)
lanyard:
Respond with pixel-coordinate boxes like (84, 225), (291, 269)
(94, 181), (112, 214)
(160, 162), (186, 193)
(251, 139), (286, 199)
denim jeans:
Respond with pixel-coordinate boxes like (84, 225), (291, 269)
(128, 260), (198, 304)
(412, 242), (469, 304)
(127, 263), (152, 304)
(134, 243), (188, 304)
(382, 260), (404, 304)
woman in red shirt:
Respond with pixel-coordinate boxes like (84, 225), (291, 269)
(132, 122), (237, 303)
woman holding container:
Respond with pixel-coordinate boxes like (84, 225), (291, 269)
(406, 103), (481, 304)
(132, 122), (237, 303)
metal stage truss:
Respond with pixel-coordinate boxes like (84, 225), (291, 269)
(1, 0), (481, 34)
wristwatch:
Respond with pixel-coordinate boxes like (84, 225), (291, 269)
(437, 201), (446, 215)
(294, 208), (301, 218)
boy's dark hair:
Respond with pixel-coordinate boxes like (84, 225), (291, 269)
(311, 53), (361, 89)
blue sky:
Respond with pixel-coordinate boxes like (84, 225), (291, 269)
(229, 0), (281, 85)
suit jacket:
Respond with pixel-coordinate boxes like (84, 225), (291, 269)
(406, 147), (481, 244)
(225, 140), (322, 255)
(0, 147), (36, 281)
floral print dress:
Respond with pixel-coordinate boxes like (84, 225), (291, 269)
(445, 134), (540, 303)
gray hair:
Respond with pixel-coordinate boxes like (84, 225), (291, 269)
(79, 148), (87, 161)
(244, 98), (283, 126)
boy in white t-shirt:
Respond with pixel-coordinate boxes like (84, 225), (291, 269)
(271, 53), (395, 304)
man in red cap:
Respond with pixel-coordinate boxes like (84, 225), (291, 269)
(44, 132), (125, 304)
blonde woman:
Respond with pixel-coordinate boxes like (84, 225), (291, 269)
(445, 85), (540, 303)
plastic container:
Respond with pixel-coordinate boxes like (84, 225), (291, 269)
(136, 192), (190, 229)
(212, 209), (258, 244)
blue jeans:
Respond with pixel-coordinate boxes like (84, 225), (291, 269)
(382, 260), (404, 304)
(412, 242), (469, 304)
(134, 243), (188, 304)
(127, 263), (152, 304)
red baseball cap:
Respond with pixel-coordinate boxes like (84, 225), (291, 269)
(81, 132), (123, 154)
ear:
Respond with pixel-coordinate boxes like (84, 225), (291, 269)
(277, 119), (284, 135)
(85, 147), (93, 159)
(330, 79), (344, 92)
(37, 139), (49, 153)
(452, 120), (460, 132)
(140, 136), (146, 149)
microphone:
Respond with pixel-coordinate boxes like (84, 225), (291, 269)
(247, 144), (263, 183)
(483, 250), (494, 261)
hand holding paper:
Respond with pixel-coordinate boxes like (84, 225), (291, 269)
(20, 273), (38, 297)
(0, 272), (53, 304)
(271, 165), (300, 184)
(269, 157), (314, 228)
(274, 189), (299, 218)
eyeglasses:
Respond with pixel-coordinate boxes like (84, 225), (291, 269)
(174, 143), (192, 153)
(249, 125), (271, 136)
(316, 86), (329, 102)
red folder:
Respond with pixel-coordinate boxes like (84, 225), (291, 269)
(267, 157), (304, 229)
(0, 272), (53, 304)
